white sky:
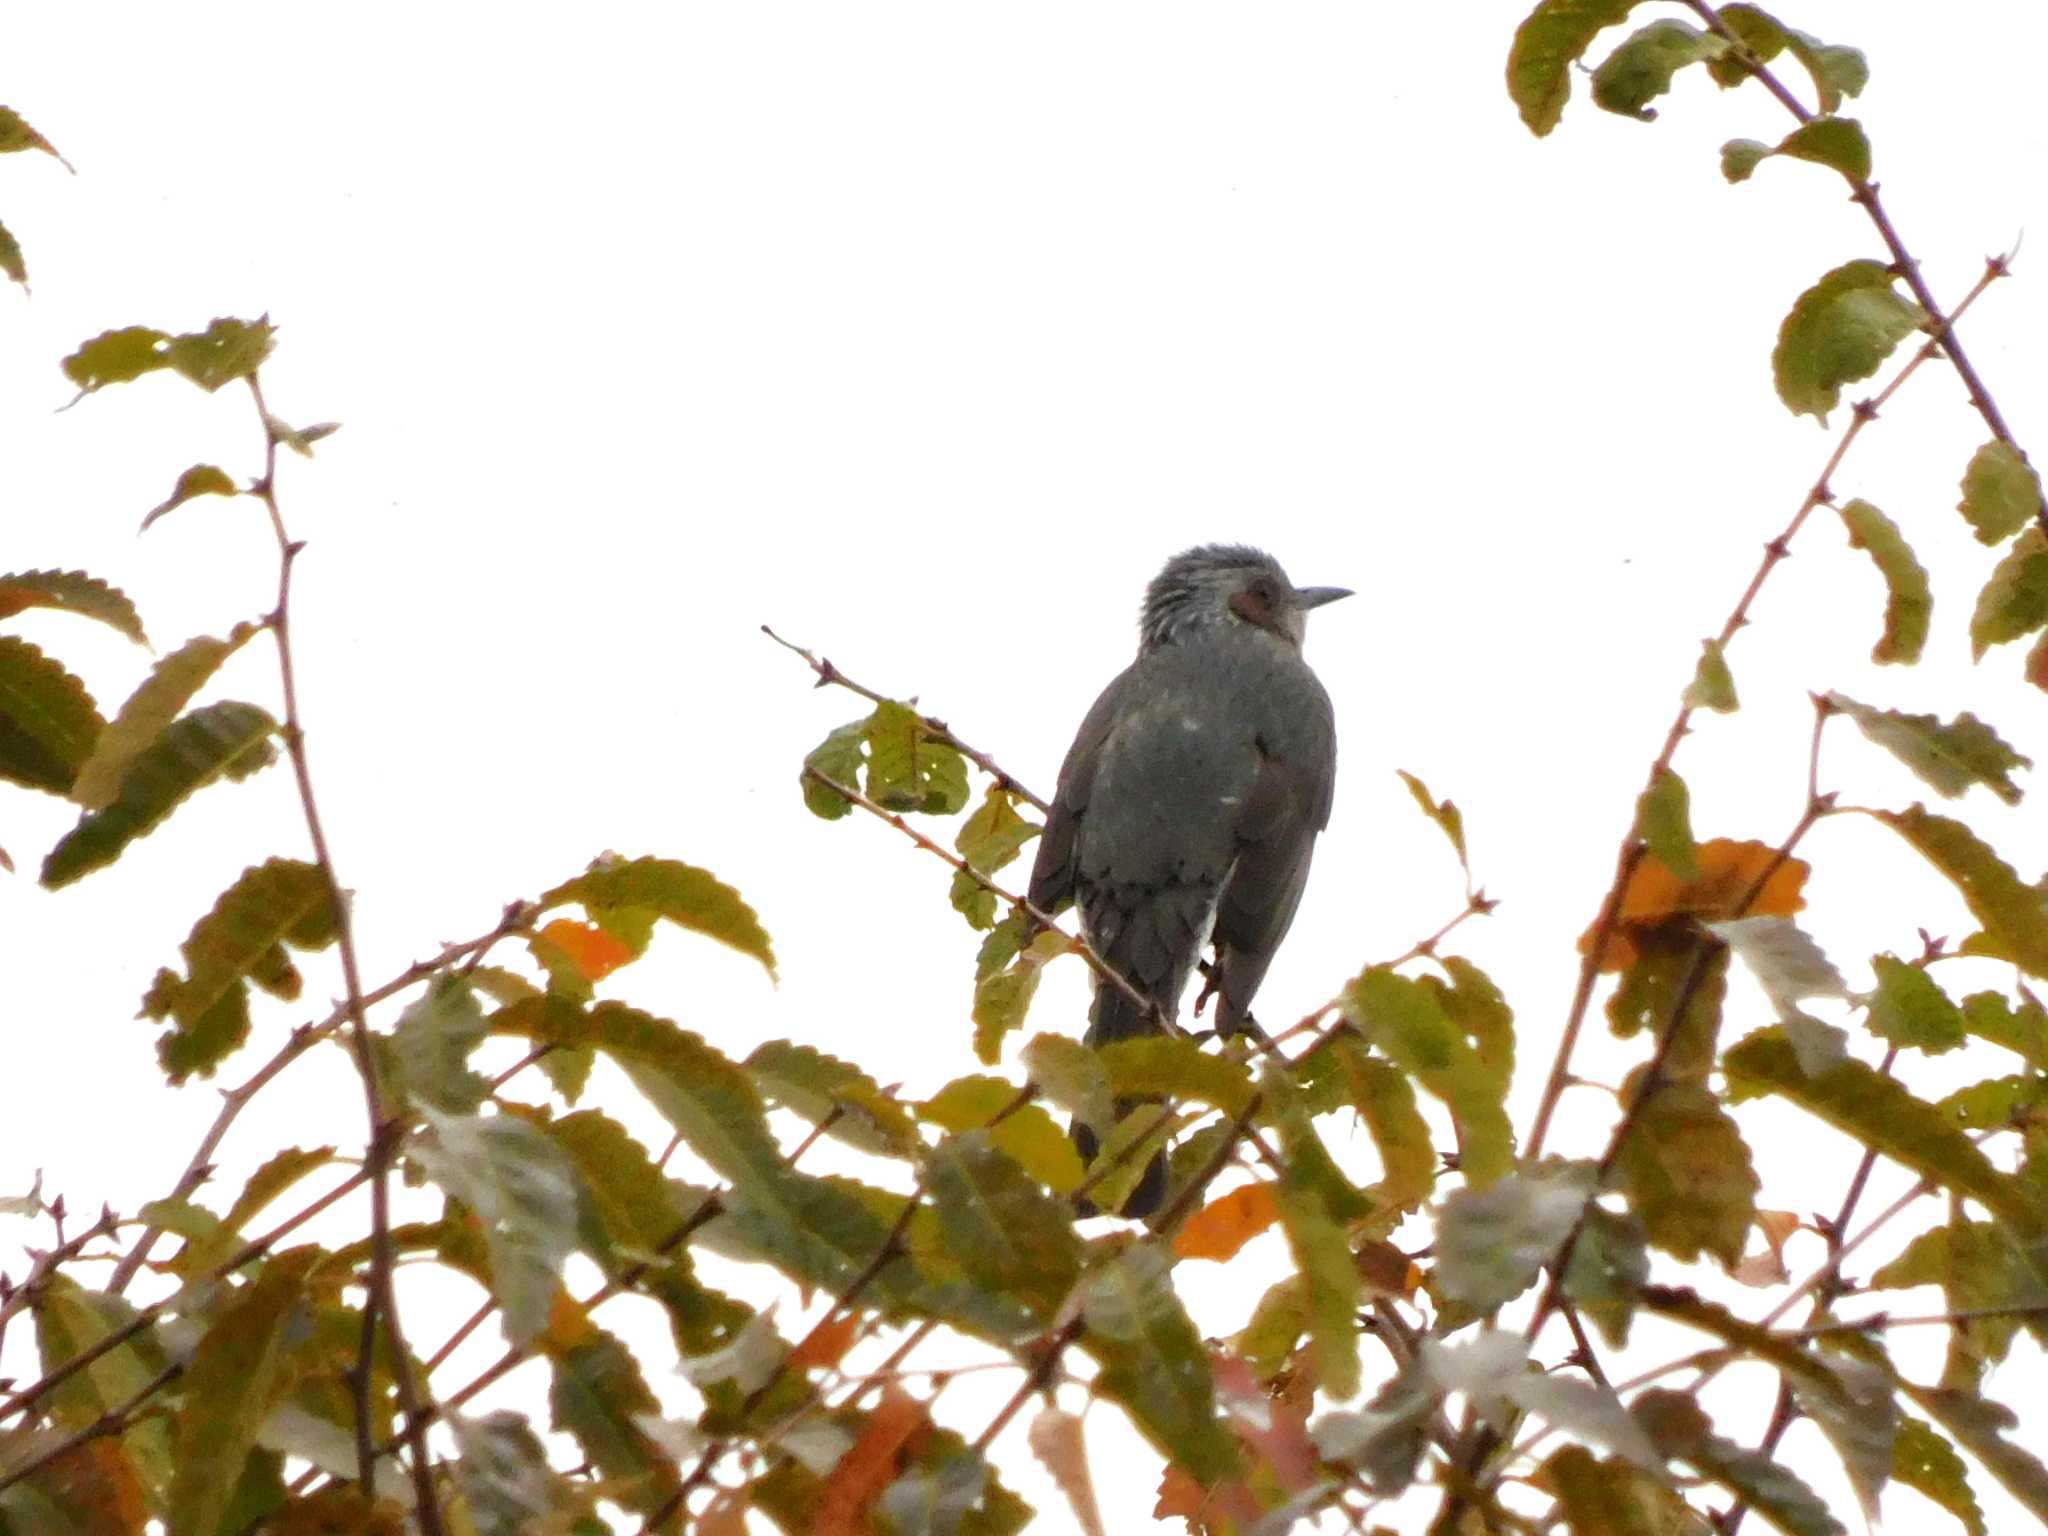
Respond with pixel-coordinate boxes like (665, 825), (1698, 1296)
(5, 3), (2048, 1530)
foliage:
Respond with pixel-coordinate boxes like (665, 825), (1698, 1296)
(4, 10), (2048, 1536)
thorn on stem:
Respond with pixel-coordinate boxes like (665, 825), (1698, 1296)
(1851, 399), (1878, 422)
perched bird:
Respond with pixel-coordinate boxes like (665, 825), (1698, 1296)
(1027, 544), (1348, 1216)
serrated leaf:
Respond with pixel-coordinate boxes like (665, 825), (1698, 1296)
(543, 1315), (678, 1516)
(951, 788), (1039, 930)
(927, 1130), (1082, 1318)
(452, 1410), (580, 1536)
(141, 856), (339, 1082)
(139, 464), (239, 533)
(541, 854), (775, 979)
(1960, 990), (2048, 1066)
(1437, 1161), (1594, 1309)
(1892, 1415), (1989, 1536)
(1563, 1206), (1649, 1349)
(0, 635), (101, 795)
(415, 1108), (583, 1345)
(1873, 805), (2048, 978)
(1725, 1027), (2047, 1236)
(866, 699), (971, 815)
(388, 975), (491, 1112)
(1709, 8), (1868, 112)
(1019, 1033), (1115, 1133)
(1027, 1410), (1105, 1536)
(1708, 914), (1849, 1021)
(1311, 1356), (1439, 1495)
(1542, 1445), (1684, 1536)
(1614, 1072), (1760, 1267)
(1333, 1041), (1436, 1212)
(1275, 1175), (1360, 1397)
(1683, 637), (1737, 712)
(972, 929), (1069, 1064)
(1078, 1243), (1237, 1484)
(1396, 769), (1467, 870)
(1773, 259), (1924, 423)
(1634, 1388), (1845, 1536)
(33, 1274), (170, 1452)
(1902, 1386), (2048, 1523)
(220, 1146), (338, 1237)
(1172, 1182), (1279, 1263)
(1829, 694), (2028, 805)
(1836, 499), (1930, 664)
(802, 717), (867, 820)
(920, 1075), (1081, 1194)
(1342, 967), (1514, 1186)
(1506, 0), (1648, 136)
(168, 1252), (317, 1536)
(1866, 954), (1965, 1054)
(1096, 1035), (1255, 1118)
(1958, 440), (2044, 546)
(746, 1039), (923, 1158)
(1868, 1217), (2048, 1383)
(1590, 19), (1729, 120)
(1634, 770), (1696, 881)
(0, 570), (148, 646)
(41, 700), (278, 888)
(62, 326), (171, 392)
(73, 624), (260, 810)
(1972, 526), (2048, 657)
(164, 316), (275, 393)
(1773, 117), (1871, 183)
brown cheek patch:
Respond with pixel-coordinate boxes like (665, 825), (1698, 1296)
(1228, 589), (1284, 635)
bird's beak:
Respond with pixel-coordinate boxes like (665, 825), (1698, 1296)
(1293, 586), (1353, 610)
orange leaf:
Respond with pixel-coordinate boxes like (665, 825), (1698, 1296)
(816, 1390), (927, 1536)
(1172, 1182), (1280, 1262)
(697, 1491), (751, 1536)
(787, 1310), (861, 1373)
(1154, 1464), (1262, 1533)
(1213, 1351), (1318, 1494)
(1581, 838), (1809, 972)
(536, 917), (634, 981)
(1354, 1237), (1422, 1298)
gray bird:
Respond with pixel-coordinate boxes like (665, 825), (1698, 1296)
(1027, 544), (1348, 1216)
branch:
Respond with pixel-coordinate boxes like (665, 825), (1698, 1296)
(0, 1362), (179, 1498)
(765, 626), (1050, 812)
(244, 373), (444, 1533)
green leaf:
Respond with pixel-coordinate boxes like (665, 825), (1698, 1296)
(140, 464), (239, 533)
(1506, 0), (1647, 136)
(972, 929), (1070, 1064)
(536, 1106), (683, 1266)
(1633, 1388), (1845, 1536)
(32, 1274), (170, 1456)
(168, 1252), (316, 1536)
(1078, 1243), (1237, 1484)
(1708, 915), (1850, 1020)
(0, 635), (101, 795)
(544, 1318), (677, 1516)
(926, 1131), (1082, 1319)
(1873, 805), (2048, 979)
(220, 1145), (338, 1237)
(1971, 526), (2048, 657)
(139, 856), (339, 1082)
(1958, 440), (2044, 546)
(389, 976), (491, 1112)
(1019, 1033), (1115, 1134)
(746, 1039), (923, 1158)
(0, 569), (148, 646)
(1333, 1041), (1436, 1212)
(1341, 967), (1514, 1187)
(1274, 1175), (1360, 1397)
(1436, 1161), (1595, 1309)
(1829, 694), (2029, 805)
(0, 219), (23, 290)
(1721, 137), (1771, 183)
(1725, 1027), (2047, 1237)
(1773, 117), (1872, 183)
(920, 1075), (1080, 1194)
(1869, 1217), (2048, 1384)
(1683, 637), (1738, 712)
(1709, 7), (1868, 112)
(541, 854), (776, 979)
(415, 1108), (583, 1345)
(266, 417), (342, 457)
(1613, 1072), (1759, 1268)
(1773, 259), (1924, 423)
(1837, 499), (1931, 664)
(1866, 955), (1965, 1054)
(0, 108), (67, 163)
(1395, 769), (1467, 870)
(801, 717), (866, 820)
(452, 1410), (581, 1536)
(164, 316), (276, 393)
(1892, 1416), (1989, 1536)
(1097, 1035), (1255, 1118)
(1563, 1207), (1649, 1349)
(72, 624), (261, 810)
(62, 326), (171, 392)
(41, 700), (278, 888)
(1960, 991), (2048, 1066)
(951, 787), (1039, 930)
(1634, 769), (1696, 881)
(1589, 19), (1729, 120)
(1542, 1445), (1683, 1536)
(1902, 1386), (2048, 1524)
(866, 699), (971, 815)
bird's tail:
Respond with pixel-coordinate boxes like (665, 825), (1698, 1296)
(1074, 984), (1169, 1218)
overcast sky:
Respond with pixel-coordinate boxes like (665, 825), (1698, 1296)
(5, 4), (2047, 1530)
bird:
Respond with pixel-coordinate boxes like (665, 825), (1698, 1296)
(1026, 544), (1349, 1216)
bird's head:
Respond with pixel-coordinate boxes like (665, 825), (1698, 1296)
(1138, 544), (1351, 654)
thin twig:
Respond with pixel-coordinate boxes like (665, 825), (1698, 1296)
(0, 1362), (179, 1497)
(245, 372), (444, 1533)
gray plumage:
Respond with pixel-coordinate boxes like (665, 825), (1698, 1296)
(1027, 544), (1347, 1214)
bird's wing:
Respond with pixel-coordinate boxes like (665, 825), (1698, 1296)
(1210, 691), (1337, 1028)
(1025, 664), (1134, 914)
